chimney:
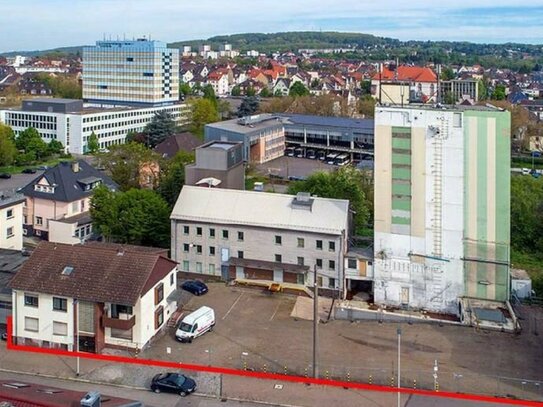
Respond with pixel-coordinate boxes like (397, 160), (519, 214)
(72, 161), (80, 173)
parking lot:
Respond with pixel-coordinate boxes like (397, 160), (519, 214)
(143, 283), (543, 400)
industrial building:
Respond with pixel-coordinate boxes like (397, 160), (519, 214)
(372, 105), (511, 315)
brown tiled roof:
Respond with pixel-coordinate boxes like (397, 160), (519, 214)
(154, 133), (202, 159)
(9, 242), (177, 306)
(82, 241), (168, 256)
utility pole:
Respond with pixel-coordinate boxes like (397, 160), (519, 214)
(74, 299), (80, 376)
(313, 264), (318, 378)
(397, 326), (401, 407)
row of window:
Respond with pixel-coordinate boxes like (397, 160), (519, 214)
(81, 107), (182, 123)
(24, 317), (67, 335)
(6, 113), (57, 122)
(24, 294), (67, 311)
(181, 226), (336, 251)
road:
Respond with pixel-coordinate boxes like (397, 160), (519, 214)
(0, 171), (42, 193)
(0, 371), (270, 407)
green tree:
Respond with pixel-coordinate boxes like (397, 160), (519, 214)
(287, 166), (371, 233)
(231, 86), (241, 96)
(246, 86), (256, 97)
(179, 83), (192, 97)
(274, 89), (283, 97)
(491, 84), (506, 101)
(190, 98), (219, 137)
(0, 123), (17, 166)
(203, 84), (218, 109)
(16, 127), (49, 160)
(440, 67), (455, 81)
(357, 95), (376, 118)
(260, 87), (272, 97)
(289, 82), (310, 97)
(478, 79), (488, 101)
(443, 91), (456, 104)
(91, 186), (171, 248)
(87, 131), (100, 154)
(360, 80), (371, 95)
(143, 111), (177, 148)
(237, 97), (260, 117)
(47, 139), (64, 155)
(97, 142), (160, 191)
(217, 99), (232, 120)
(157, 151), (195, 207)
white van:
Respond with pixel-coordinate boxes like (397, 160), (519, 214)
(175, 306), (215, 343)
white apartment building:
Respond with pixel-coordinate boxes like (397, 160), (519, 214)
(171, 186), (350, 295)
(0, 194), (25, 251)
(0, 98), (190, 154)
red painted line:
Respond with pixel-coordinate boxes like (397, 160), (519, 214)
(5, 317), (543, 406)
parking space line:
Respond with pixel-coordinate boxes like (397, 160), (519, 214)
(269, 301), (281, 321)
(222, 292), (244, 320)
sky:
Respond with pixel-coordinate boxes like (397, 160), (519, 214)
(1, 0), (542, 53)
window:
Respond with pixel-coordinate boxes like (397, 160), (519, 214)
(154, 306), (164, 329)
(24, 317), (39, 332)
(209, 246), (215, 256)
(183, 226), (189, 235)
(237, 251), (244, 259)
(222, 230), (229, 239)
(6, 227), (14, 238)
(238, 231), (244, 241)
(36, 216), (43, 226)
(328, 277), (336, 288)
(53, 321), (68, 336)
(316, 259), (322, 269)
(209, 228), (215, 238)
(196, 227), (202, 236)
(196, 245), (202, 254)
(316, 240), (323, 250)
(155, 283), (164, 305)
(329, 241), (336, 252)
(297, 238), (305, 248)
(329, 260), (335, 270)
(6, 209), (13, 219)
(183, 243), (190, 253)
(24, 294), (38, 307)
(348, 259), (357, 269)
(275, 254), (282, 263)
(196, 262), (203, 273)
(111, 328), (132, 340)
(81, 200), (85, 211)
(209, 264), (215, 274)
(52, 297), (67, 312)
(182, 260), (189, 271)
(275, 235), (282, 245)
(297, 257), (304, 266)
(170, 273), (175, 286)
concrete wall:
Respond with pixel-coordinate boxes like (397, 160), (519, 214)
(0, 201), (24, 250)
(185, 164), (245, 190)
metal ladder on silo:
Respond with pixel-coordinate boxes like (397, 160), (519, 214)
(431, 118), (447, 258)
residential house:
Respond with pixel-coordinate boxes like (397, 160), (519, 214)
(273, 78), (291, 96)
(9, 241), (177, 353)
(207, 70), (230, 96)
(371, 65), (438, 104)
(20, 160), (117, 243)
(154, 132), (202, 159)
(0, 193), (25, 251)
(171, 187), (350, 296)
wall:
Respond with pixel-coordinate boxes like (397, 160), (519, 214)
(48, 220), (79, 245)
(0, 201), (24, 250)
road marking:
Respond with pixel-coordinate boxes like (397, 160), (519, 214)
(222, 292), (244, 320)
(269, 301), (281, 321)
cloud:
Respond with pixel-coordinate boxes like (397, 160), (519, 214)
(0, 1), (542, 52)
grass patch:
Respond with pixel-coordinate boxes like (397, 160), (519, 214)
(0, 156), (71, 174)
(511, 249), (543, 296)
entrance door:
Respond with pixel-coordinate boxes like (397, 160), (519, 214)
(273, 269), (283, 282)
(236, 266), (244, 279)
(400, 287), (410, 305)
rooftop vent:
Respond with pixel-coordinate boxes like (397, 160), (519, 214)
(292, 192), (314, 211)
(61, 266), (74, 276)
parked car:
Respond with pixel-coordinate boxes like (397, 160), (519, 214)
(0, 173), (11, 179)
(21, 168), (36, 174)
(521, 168), (531, 176)
(176, 306), (215, 343)
(37, 165), (49, 170)
(150, 373), (196, 396)
(181, 280), (208, 296)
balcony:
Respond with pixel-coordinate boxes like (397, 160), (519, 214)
(102, 314), (136, 330)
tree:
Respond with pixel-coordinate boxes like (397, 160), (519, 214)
(202, 84), (218, 109)
(0, 123), (17, 166)
(491, 84), (506, 101)
(287, 166), (371, 233)
(96, 142), (160, 191)
(217, 99), (232, 120)
(179, 83), (192, 97)
(440, 67), (455, 81)
(237, 97), (260, 117)
(16, 127), (49, 160)
(231, 86), (241, 96)
(260, 87), (272, 98)
(274, 89), (284, 97)
(357, 95), (376, 118)
(190, 98), (219, 137)
(47, 139), (64, 155)
(143, 111), (177, 148)
(91, 186), (171, 248)
(157, 151), (195, 207)
(360, 80), (372, 95)
(289, 82), (310, 97)
(87, 131), (100, 154)
(478, 79), (488, 101)
(246, 86), (256, 97)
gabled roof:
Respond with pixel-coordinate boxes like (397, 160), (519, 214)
(372, 66), (437, 83)
(20, 160), (117, 202)
(9, 242), (177, 306)
(154, 133), (202, 159)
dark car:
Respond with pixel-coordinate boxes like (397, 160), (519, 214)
(181, 280), (208, 296)
(150, 373), (196, 396)
(22, 168), (36, 174)
(0, 173), (11, 179)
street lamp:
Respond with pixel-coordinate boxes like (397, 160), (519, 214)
(397, 326), (401, 407)
(74, 298), (80, 377)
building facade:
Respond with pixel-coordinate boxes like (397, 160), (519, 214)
(0, 193), (25, 251)
(82, 39), (179, 107)
(171, 186), (350, 296)
(0, 99), (190, 154)
(9, 242), (177, 353)
(373, 105), (511, 315)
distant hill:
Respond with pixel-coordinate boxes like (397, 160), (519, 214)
(1, 46), (85, 57)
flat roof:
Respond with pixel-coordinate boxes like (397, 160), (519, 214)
(206, 142), (238, 150)
(280, 114), (374, 130)
(23, 97), (80, 104)
(206, 115), (283, 134)
(378, 103), (505, 112)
